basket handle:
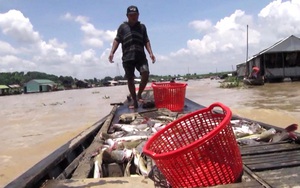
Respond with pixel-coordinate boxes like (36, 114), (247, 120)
(143, 102), (232, 160)
(208, 102), (232, 117)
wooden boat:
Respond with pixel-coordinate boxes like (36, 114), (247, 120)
(243, 77), (264, 86)
(6, 90), (300, 188)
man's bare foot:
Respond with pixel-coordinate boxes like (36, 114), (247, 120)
(137, 95), (144, 103)
(128, 100), (138, 109)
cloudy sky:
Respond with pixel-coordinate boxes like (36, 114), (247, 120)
(0, 0), (300, 79)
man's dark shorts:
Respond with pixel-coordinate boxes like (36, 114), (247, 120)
(122, 59), (149, 79)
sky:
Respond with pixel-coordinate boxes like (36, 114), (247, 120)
(1, 0), (300, 80)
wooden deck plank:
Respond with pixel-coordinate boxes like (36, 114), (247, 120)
(241, 142), (300, 171)
(255, 166), (300, 187)
(44, 173), (264, 188)
(210, 182), (264, 188)
(243, 155), (300, 165)
(242, 150), (300, 164)
(246, 160), (300, 171)
(240, 142), (300, 156)
(43, 177), (155, 188)
(242, 149), (300, 160)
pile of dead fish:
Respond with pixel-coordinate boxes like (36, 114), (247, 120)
(92, 108), (185, 179)
(91, 109), (299, 179)
(231, 119), (298, 146)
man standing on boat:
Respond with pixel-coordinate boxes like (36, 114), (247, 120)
(249, 65), (260, 79)
(109, 5), (156, 109)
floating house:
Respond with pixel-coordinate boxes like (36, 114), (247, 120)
(8, 84), (22, 94)
(236, 63), (247, 79)
(24, 79), (57, 93)
(0, 85), (9, 95)
(0, 84), (22, 95)
(240, 35), (300, 82)
(75, 80), (89, 88)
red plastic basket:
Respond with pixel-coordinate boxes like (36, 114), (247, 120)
(152, 82), (187, 111)
(143, 103), (243, 188)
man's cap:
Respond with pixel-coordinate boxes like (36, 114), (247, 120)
(127, 5), (139, 15)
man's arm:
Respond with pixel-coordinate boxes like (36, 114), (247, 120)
(109, 40), (120, 63)
(145, 41), (156, 63)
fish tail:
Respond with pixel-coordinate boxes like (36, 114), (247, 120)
(285, 124), (298, 132)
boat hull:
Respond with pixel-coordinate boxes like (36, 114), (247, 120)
(6, 97), (300, 188)
(243, 77), (264, 85)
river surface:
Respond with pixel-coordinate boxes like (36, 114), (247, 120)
(186, 79), (300, 128)
(0, 79), (300, 187)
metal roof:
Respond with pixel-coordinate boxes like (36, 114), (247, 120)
(0, 85), (9, 89)
(245, 35), (300, 63)
(259, 35), (300, 54)
(29, 79), (55, 84)
(8, 84), (21, 88)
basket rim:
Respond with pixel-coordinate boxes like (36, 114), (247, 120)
(151, 82), (187, 88)
(143, 102), (232, 159)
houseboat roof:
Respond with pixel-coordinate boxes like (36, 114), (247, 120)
(8, 84), (21, 88)
(259, 35), (300, 54)
(27, 79), (56, 85)
(0, 85), (9, 89)
(245, 35), (300, 63)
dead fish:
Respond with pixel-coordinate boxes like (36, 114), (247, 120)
(147, 118), (168, 124)
(155, 116), (175, 122)
(285, 123), (298, 132)
(133, 148), (148, 176)
(104, 138), (145, 150)
(117, 139), (144, 150)
(158, 108), (178, 117)
(130, 116), (149, 125)
(146, 156), (152, 175)
(238, 139), (261, 146)
(146, 120), (155, 127)
(103, 149), (133, 163)
(248, 122), (266, 135)
(270, 123), (298, 142)
(230, 119), (265, 131)
(122, 129), (153, 137)
(154, 124), (166, 132)
(124, 156), (133, 177)
(112, 124), (138, 132)
(254, 128), (277, 141)
(100, 131), (126, 140)
(113, 124), (148, 132)
(235, 132), (250, 139)
(119, 113), (137, 123)
(149, 122), (166, 133)
(93, 148), (106, 178)
(104, 138), (124, 150)
(231, 120), (265, 135)
(113, 135), (149, 142)
(256, 128), (277, 141)
(177, 114), (187, 119)
(135, 141), (146, 154)
(230, 119), (242, 125)
(237, 128), (276, 142)
(233, 125), (253, 138)
(153, 122), (165, 128)
(151, 127), (158, 133)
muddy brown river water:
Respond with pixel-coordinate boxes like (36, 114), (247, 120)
(1, 79), (300, 187)
(186, 79), (300, 127)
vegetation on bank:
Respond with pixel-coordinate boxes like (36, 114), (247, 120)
(219, 76), (243, 88)
(0, 71), (235, 88)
